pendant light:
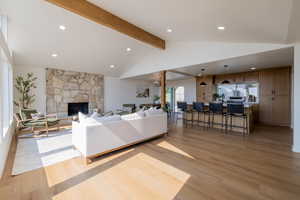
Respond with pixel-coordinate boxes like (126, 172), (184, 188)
(221, 65), (230, 84)
(199, 68), (207, 86)
(221, 80), (230, 84)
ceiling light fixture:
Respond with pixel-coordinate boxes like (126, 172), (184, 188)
(199, 68), (207, 86)
(126, 47), (132, 52)
(217, 26), (225, 30)
(51, 53), (58, 58)
(59, 25), (66, 30)
(250, 67), (256, 70)
(222, 65), (230, 84)
(110, 65), (115, 68)
(167, 28), (173, 33)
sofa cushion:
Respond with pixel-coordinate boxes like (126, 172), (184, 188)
(82, 115), (122, 125)
(97, 115), (121, 123)
(31, 112), (45, 120)
(144, 108), (164, 117)
(78, 112), (88, 122)
(20, 109), (37, 120)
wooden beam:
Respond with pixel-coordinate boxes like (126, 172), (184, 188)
(167, 70), (198, 78)
(160, 71), (166, 107)
(45, 0), (165, 49)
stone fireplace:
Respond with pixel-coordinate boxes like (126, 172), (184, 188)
(46, 68), (104, 116)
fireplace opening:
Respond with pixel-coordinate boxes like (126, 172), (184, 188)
(68, 102), (89, 116)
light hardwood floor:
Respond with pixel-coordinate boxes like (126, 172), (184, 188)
(1, 124), (300, 200)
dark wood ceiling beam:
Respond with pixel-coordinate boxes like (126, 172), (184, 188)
(45, 0), (165, 49)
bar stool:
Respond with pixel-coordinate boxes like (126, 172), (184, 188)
(209, 103), (226, 131)
(192, 102), (209, 128)
(176, 101), (188, 125)
(226, 104), (248, 136)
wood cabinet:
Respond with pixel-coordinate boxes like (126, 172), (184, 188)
(259, 67), (291, 126)
(196, 76), (214, 102)
(244, 71), (259, 82)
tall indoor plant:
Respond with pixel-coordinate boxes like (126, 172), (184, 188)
(14, 73), (37, 109)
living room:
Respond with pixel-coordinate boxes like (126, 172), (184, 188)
(1, 0), (300, 199)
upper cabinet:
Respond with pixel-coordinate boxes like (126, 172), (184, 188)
(244, 71), (259, 82)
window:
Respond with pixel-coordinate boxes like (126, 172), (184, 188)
(0, 15), (8, 41)
(217, 83), (259, 103)
(175, 86), (185, 110)
(0, 15), (13, 140)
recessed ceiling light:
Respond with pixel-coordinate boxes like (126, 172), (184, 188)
(250, 67), (256, 70)
(59, 25), (66, 30)
(110, 65), (115, 68)
(217, 26), (225, 30)
(167, 28), (173, 33)
(126, 47), (131, 52)
(51, 53), (58, 58)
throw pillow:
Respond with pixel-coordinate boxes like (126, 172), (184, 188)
(31, 112), (45, 120)
(78, 112), (88, 122)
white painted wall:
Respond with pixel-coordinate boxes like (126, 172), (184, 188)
(104, 77), (160, 112)
(287, 0), (300, 152)
(0, 29), (14, 178)
(167, 78), (196, 104)
(293, 44), (300, 152)
(13, 66), (46, 113)
(0, 122), (14, 178)
(287, 0), (300, 43)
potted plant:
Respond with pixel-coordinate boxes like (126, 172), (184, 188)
(153, 95), (160, 104)
(14, 73), (37, 109)
(212, 93), (220, 101)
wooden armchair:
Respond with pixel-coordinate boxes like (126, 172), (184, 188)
(15, 109), (60, 136)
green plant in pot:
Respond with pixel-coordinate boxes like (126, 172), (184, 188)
(212, 93), (221, 101)
(14, 73), (37, 109)
(153, 95), (160, 104)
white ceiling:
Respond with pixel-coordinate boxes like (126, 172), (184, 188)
(133, 47), (294, 81)
(91, 0), (293, 43)
(0, 0), (295, 77)
(177, 47), (294, 76)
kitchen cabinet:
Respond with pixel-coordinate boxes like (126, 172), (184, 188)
(196, 76), (214, 102)
(259, 67), (291, 126)
(244, 71), (259, 82)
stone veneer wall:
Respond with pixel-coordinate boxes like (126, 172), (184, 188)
(46, 68), (104, 115)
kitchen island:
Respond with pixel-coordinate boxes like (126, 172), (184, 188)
(184, 103), (256, 134)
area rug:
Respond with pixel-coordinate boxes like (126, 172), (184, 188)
(12, 129), (81, 175)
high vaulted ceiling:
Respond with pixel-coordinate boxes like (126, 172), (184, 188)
(0, 0), (296, 77)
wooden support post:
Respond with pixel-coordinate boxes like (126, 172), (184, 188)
(160, 71), (166, 108)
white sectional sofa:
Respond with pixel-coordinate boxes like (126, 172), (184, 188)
(72, 112), (168, 163)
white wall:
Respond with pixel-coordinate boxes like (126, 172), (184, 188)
(0, 122), (14, 178)
(104, 77), (160, 112)
(0, 29), (14, 178)
(13, 66), (46, 113)
(287, 0), (300, 43)
(293, 44), (300, 152)
(167, 78), (196, 104)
